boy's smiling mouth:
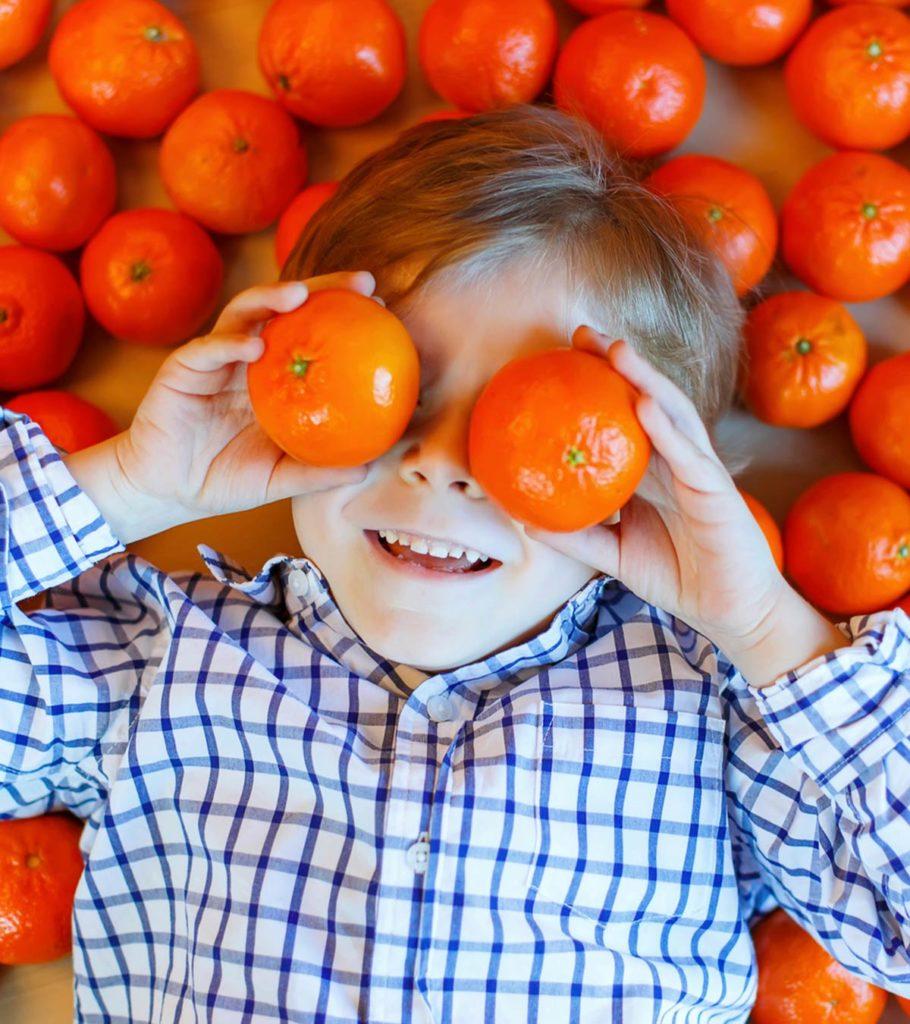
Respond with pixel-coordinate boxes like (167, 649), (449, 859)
(364, 528), (502, 575)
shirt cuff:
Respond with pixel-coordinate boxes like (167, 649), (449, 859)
(748, 607), (910, 796)
(0, 410), (123, 605)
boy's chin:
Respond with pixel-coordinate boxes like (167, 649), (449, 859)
(347, 604), (509, 673)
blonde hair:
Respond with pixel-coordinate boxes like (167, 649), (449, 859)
(282, 104), (744, 440)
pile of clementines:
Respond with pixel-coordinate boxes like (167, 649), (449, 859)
(1, 0), (910, 1021)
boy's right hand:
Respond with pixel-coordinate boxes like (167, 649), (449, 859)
(64, 273), (377, 544)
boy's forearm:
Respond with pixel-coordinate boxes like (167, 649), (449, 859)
(714, 585), (847, 690)
(64, 435), (188, 544)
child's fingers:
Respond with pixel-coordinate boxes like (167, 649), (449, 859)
(212, 272), (376, 336)
(156, 334), (265, 396)
(573, 328), (716, 458)
(266, 456), (369, 501)
(525, 520), (620, 578)
(636, 394), (729, 495)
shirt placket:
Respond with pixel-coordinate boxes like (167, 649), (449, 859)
(369, 688), (462, 1024)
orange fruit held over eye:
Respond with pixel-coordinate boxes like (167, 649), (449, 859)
(80, 208), (224, 347)
(738, 489), (783, 571)
(665, 0), (811, 66)
(780, 151), (910, 302)
(468, 348), (651, 532)
(850, 351), (910, 489)
(751, 908), (889, 1024)
(0, 814), (85, 965)
(159, 89), (308, 236)
(247, 290), (420, 467)
(785, 5), (910, 151)
(554, 10), (706, 159)
(784, 472), (910, 615)
(418, 0), (559, 112)
(48, 0), (200, 139)
(0, 246), (84, 392)
(0, 0), (52, 71)
(0, 114), (117, 253)
(741, 291), (867, 428)
(6, 390), (117, 453)
(275, 182), (339, 268)
(259, 0), (406, 128)
(645, 154), (777, 296)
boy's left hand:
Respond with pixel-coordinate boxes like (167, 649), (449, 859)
(525, 327), (845, 688)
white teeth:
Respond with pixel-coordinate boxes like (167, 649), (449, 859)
(376, 528), (490, 562)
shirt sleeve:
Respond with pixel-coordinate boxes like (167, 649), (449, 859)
(0, 409), (165, 823)
(721, 607), (910, 993)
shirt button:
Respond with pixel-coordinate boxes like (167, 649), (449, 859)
(406, 833), (430, 875)
(426, 694), (455, 723)
(287, 568), (310, 598)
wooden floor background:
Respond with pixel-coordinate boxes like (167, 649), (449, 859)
(0, 0), (908, 1019)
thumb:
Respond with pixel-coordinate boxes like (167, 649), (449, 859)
(524, 518), (621, 578)
(266, 456), (368, 502)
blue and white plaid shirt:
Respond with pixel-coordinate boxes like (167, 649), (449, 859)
(1, 411), (909, 1023)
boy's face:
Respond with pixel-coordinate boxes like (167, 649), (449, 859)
(291, 264), (600, 672)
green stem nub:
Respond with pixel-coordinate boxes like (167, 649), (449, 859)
(867, 39), (883, 59)
(131, 260), (152, 282)
(290, 357), (310, 378)
(565, 445), (587, 467)
(233, 137), (250, 153)
(899, 543), (910, 559)
(278, 73), (291, 91)
(707, 206), (723, 223)
(862, 202), (878, 220)
(144, 24), (165, 42)
(795, 337), (812, 355)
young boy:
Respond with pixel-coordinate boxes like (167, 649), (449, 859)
(1, 106), (908, 1023)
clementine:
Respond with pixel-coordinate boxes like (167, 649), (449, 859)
(259, 0), (406, 127)
(849, 351), (910, 490)
(418, 0), (558, 112)
(0, 115), (116, 253)
(248, 289), (420, 467)
(780, 151), (910, 302)
(784, 472), (910, 615)
(565, 0), (649, 12)
(80, 208), (223, 347)
(0, 246), (84, 392)
(468, 348), (650, 532)
(554, 10), (705, 159)
(0, 814), (85, 965)
(49, 0), (199, 139)
(275, 182), (339, 267)
(738, 489), (784, 571)
(0, 0), (52, 70)
(741, 291), (867, 428)
(829, 1), (910, 10)
(751, 908), (889, 1024)
(645, 154), (777, 295)
(6, 390), (117, 453)
(665, 0), (811, 66)
(785, 5), (910, 151)
(159, 90), (307, 236)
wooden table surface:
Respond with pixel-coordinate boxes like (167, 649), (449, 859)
(1, 0), (908, 1020)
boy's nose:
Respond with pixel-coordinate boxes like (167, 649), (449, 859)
(398, 403), (484, 498)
